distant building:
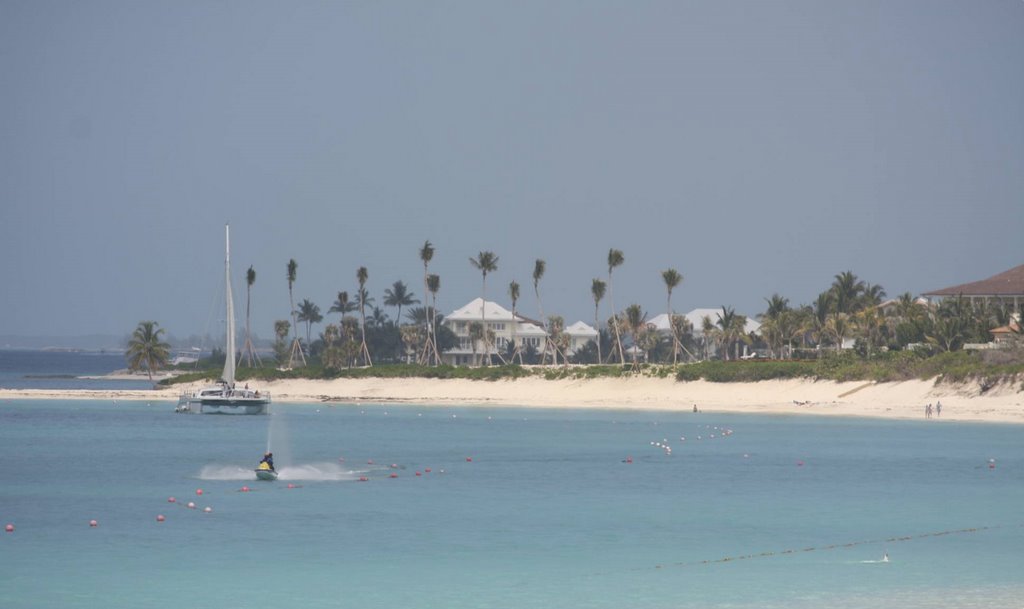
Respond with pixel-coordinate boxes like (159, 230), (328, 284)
(648, 308), (761, 358)
(923, 264), (1024, 311)
(564, 321), (598, 357)
(441, 298), (596, 365)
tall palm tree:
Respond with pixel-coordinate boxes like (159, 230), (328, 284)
(469, 251), (498, 365)
(661, 268), (683, 365)
(508, 280), (522, 364)
(286, 259), (306, 367)
(126, 321), (171, 384)
(532, 259), (550, 365)
(468, 321), (485, 367)
(296, 298), (322, 346)
(426, 274), (441, 365)
(383, 280), (418, 326)
(607, 249), (625, 364)
(591, 278), (606, 365)
(356, 266), (372, 366)
(240, 265), (261, 367)
(419, 240), (438, 365)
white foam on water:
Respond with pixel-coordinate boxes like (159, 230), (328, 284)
(277, 461), (360, 481)
(198, 464), (254, 480)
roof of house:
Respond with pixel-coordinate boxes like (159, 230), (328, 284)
(565, 321), (598, 337)
(648, 309), (761, 334)
(445, 298), (517, 322)
(923, 264), (1024, 297)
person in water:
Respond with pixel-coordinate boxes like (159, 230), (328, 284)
(259, 452), (275, 471)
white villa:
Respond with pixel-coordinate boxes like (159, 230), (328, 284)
(441, 298), (598, 366)
(647, 308), (761, 358)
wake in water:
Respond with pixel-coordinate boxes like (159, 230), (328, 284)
(198, 461), (361, 482)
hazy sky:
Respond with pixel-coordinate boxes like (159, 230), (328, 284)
(2, 1), (1022, 341)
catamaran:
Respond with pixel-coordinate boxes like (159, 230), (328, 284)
(176, 225), (270, 415)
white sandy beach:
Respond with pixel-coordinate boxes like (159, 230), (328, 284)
(1, 376), (1022, 423)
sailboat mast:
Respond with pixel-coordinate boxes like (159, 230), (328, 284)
(223, 224), (236, 386)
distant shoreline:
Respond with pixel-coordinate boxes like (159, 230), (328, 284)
(1, 376), (1021, 424)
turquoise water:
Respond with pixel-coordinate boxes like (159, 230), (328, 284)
(0, 350), (153, 390)
(2, 399), (1022, 609)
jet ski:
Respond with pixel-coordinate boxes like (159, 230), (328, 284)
(255, 461), (278, 481)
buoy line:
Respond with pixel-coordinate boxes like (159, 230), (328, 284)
(584, 524), (1020, 576)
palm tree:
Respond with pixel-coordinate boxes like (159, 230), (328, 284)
(286, 259), (306, 367)
(661, 268), (683, 365)
(329, 291), (357, 321)
(468, 321), (485, 367)
(591, 278), (606, 365)
(240, 265), (261, 367)
(760, 294), (790, 359)
(419, 240), (438, 365)
(716, 306), (748, 360)
(383, 280), (418, 326)
(701, 315), (716, 360)
(607, 249), (625, 364)
(830, 271), (866, 315)
(126, 321), (171, 384)
(356, 266), (372, 366)
(469, 251), (498, 365)
(508, 280), (522, 364)
(532, 259), (555, 365)
(624, 304), (647, 370)
(296, 298), (322, 346)
(426, 274), (441, 365)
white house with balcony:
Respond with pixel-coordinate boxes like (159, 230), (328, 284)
(441, 298), (599, 366)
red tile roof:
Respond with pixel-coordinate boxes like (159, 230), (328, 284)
(923, 264), (1024, 297)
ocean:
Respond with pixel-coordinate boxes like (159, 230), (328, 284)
(0, 349), (153, 390)
(1, 354), (1022, 608)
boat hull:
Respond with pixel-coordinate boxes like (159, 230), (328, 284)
(176, 391), (270, 415)
(255, 468), (278, 481)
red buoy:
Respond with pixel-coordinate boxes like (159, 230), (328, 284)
(156, 515), (166, 522)
(415, 471), (422, 476)
(359, 477), (368, 482)
(466, 457), (473, 462)
(425, 468), (431, 473)
(167, 497), (176, 503)
(5, 524), (14, 533)
(89, 519), (98, 527)
(195, 489), (204, 496)
(389, 473), (398, 478)
(241, 486), (250, 492)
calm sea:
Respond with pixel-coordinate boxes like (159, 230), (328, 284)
(1, 396), (1022, 609)
(0, 349), (153, 390)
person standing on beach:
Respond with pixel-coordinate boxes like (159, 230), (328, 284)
(936, 401), (942, 417)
